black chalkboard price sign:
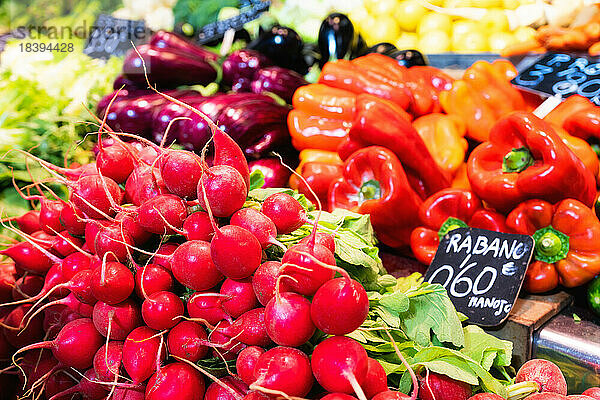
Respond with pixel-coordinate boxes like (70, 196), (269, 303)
(424, 227), (534, 327)
(512, 53), (600, 105)
(197, 0), (270, 44)
(84, 14), (149, 59)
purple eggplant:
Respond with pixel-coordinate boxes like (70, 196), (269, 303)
(247, 26), (309, 75)
(216, 99), (291, 159)
(102, 90), (201, 137)
(113, 75), (146, 91)
(251, 67), (308, 103)
(177, 93), (277, 151)
(150, 30), (219, 62)
(249, 158), (293, 188)
(123, 45), (217, 89)
(151, 96), (207, 146)
(222, 49), (272, 87)
(97, 88), (150, 116)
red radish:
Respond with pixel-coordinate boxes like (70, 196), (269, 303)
(583, 388), (600, 400)
(363, 358), (388, 399)
(261, 193), (308, 233)
(112, 386), (147, 400)
(51, 230), (84, 257)
(90, 261), (135, 305)
(45, 370), (78, 399)
(116, 211), (152, 245)
(264, 292), (315, 347)
(60, 204), (86, 236)
(252, 346), (313, 397)
(324, 394), (360, 400)
(516, 359), (567, 395)
(213, 125), (250, 190)
(280, 243), (336, 296)
(419, 373), (472, 400)
(525, 394), (568, 400)
(125, 164), (167, 206)
(2, 304), (44, 348)
(134, 263), (174, 298)
(220, 308), (272, 347)
(230, 208), (283, 249)
(252, 261), (290, 306)
(145, 362), (205, 400)
(69, 174), (122, 219)
(0, 262), (17, 302)
(187, 292), (230, 325)
(568, 396), (596, 400)
(182, 211), (214, 241)
(123, 326), (167, 384)
(94, 223), (134, 263)
(92, 299), (142, 340)
(205, 376), (249, 400)
(16, 210), (41, 234)
(211, 225), (262, 280)
(220, 278), (259, 318)
(85, 221), (109, 253)
(210, 321), (247, 360)
(152, 242), (178, 271)
(171, 241), (223, 291)
(0, 240), (54, 274)
(136, 194), (188, 234)
(14, 318), (103, 370)
(11, 274), (44, 301)
(38, 200), (67, 235)
(167, 321), (209, 362)
(93, 340), (124, 381)
(236, 346), (265, 385)
(311, 277), (369, 335)
(47, 368), (108, 400)
(97, 141), (135, 184)
(198, 165), (247, 217)
(244, 392), (272, 400)
(372, 392), (410, 400)
(141, 290), (184, 330)
(24, 292), (94, 326)
(468, 395), (507, 400)
(299, 231), (336, 253)
(312, 336), (369, 396)
(160, 151), (205, 199)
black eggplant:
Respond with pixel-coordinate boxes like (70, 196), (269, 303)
(367, 42), (398, 56)
(247, 26), (309, 75)
(317, 13), (367, 68)
(387, 49), (428, 67)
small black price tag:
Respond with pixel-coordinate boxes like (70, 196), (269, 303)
(424, 227), (534, 327)
(197, 0), (270, 45)
(512, 53), (600, 105)
(84, 14), (149, 59)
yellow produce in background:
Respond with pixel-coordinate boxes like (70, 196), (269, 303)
(394, 0), (427, 32)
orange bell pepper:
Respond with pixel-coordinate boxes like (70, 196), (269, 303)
(287, 110), (351, 152)
(292, 84), (356, 120)
(440, 61), (526, 142)
(412, 113), (468, 176)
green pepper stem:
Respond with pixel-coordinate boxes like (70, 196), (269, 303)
(532, 226), (570, 264)
(437, 217), (468, 240)
(359, 179), (381, 203)
(505, 381), (540, 400)
(503, 147), (534, 173)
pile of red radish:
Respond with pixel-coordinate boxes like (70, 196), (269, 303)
(0, 98), (399, 400)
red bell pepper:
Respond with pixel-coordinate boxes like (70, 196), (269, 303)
(338, 94), (451, 198)
(328, 146), (423, 248)
(506, 198), (600, 293)
(410, 189), (507, 265)
(467, 112), (596, 213)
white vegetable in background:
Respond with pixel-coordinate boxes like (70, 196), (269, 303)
(113, 0), (175, 30)
(145, 6), (175, 31)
